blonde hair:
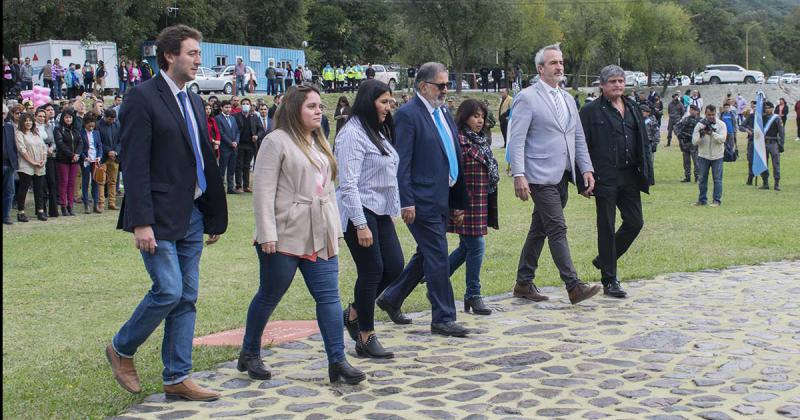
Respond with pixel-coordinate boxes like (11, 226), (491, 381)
(274, 84), (337, 179)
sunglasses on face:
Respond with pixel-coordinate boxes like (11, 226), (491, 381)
(426, 81), (448, 91)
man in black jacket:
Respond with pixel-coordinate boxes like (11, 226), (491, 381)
(108, 25), (227, 402)
(579, 65), (654, 299)
(234, 98), (259, 192)
(3, 103), (19, 225)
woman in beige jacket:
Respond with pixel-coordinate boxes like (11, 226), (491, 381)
(238, 84), (365, 385)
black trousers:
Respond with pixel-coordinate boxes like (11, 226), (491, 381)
(500, 118), (509, 147)
(44, 157), (59, 215)
(17, 172), (45, 213)
(235, 146), (255, 189)
(516, 173), (579, 290)
(343, 209), (404, 332)
(594, 168), (644, 282)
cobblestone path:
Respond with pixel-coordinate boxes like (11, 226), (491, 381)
(115, 261), (800, 419)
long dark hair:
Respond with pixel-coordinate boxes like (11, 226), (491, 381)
(59, 108), (75, 127)
(347, 79), (394, 155)
(455, 99), (489, 136)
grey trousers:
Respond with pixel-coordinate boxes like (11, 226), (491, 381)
(515, 173), (579, 290)
(683, 149), (698, 180)
(764, 141), (781, 181)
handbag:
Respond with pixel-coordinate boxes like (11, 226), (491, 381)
(92, 162), (107, 184)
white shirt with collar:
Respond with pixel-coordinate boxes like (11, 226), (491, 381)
(160, 70), (205, 198)
(415, 92), (455, 150)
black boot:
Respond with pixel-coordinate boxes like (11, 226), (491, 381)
(464, 296), (492, 315)
(84, 203), (91, 214)
(602, 279), (627, 298)
(36, 211), (48, 221)
(328, 359), (366, 384)
(375, 294), (412, 325)
(17, 212), (29, 222)
(356, 334), (394, 359)
(759, 178), (770, 190)
(774, 179), (780, 191)
(343, 304), (358, 342)
(67, 206), (76, 216)
(236, 352), (271, 380)
(746, 175), (753, 185)
(61, 206), (68, 217)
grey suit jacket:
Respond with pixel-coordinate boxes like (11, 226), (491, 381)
(507, 81), (593, 185)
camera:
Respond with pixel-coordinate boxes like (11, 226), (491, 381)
(699, 118), (715, 134)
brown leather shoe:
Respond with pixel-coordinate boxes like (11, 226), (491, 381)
(234, 187), (244, 193)
(243, 187), (252, 193)
(568, 282), (602, 305)
(513, 283), (550, 301)
(105, 344), (141, 393)
(108, 203), (119, 210)
(164, 379), (220, 401)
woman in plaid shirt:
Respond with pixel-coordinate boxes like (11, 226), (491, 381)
(448, 99), (500, 315)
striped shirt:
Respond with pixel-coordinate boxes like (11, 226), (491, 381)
(335, 117), (400, 231)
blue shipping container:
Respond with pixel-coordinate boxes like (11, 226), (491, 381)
(142, 41), (306, 92)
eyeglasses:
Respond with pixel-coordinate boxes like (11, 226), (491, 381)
(426, 81), (448, 91)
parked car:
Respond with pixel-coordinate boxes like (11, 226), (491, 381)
(186, 66), (232, 95)
(766, 75), (780, 84)
(780, 73), (797, 84)
(624, 71), (647, 87)
(360, 64), (399, 91)
(694, 64), (764, 84)
(213, 65), (257, 93)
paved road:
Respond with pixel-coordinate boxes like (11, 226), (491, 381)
(114, 261), (800, 419)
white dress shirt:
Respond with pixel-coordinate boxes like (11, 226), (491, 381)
(161, 70), (204, 198)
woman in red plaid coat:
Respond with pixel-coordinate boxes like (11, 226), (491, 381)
(447, 99), (500, 315)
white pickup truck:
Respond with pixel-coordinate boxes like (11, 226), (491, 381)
(695, 64), (764, 85)
(361, 64), (399, 91)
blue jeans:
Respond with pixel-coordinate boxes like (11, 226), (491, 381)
(242, 249), (345, 363)
(448, 234), (486, 300)
(119, 80), (126, 95)
(3, 165), (15, 220)
(236, 75), (245, 96)
(81, 164), (99, 205)
(113, 205), (205, 384)
(697, 157), (723, 204)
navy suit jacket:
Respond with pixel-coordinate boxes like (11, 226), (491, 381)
(395, 95), (467, 218)
(116, 74), (228, 240)
(215, 113), (240, 150)
(79, 129), (103, 163)
(3, 122), (19, 170)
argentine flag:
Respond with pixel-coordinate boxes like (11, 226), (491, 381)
(751, 91), (779, 176)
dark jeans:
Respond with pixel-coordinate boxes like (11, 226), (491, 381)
(235, 147), (255, 189)
(697, 157), (723, 204)
(44, 79), (54, 98)
(54, 77), (63, 99)
(16, 172), (45, 213)
(20, 80), (32, 91)
(44, 157), (59, 215)
(219, 147), (237, 191)
(113, 205), (204, 384)
(516, 173), (579, 290)
(343, 209), (404, 332)
(119, 80), (126, 95)
(242, 249), (344, 363)
(267, 79), (276, 95)
(595, 168), (644, 282)
(235, 75), (246, 96)
(3, 165), (16, 219)
(81, 164), (99, 205)
(380, 214), (457, 324)
(449, 234), (486, 300)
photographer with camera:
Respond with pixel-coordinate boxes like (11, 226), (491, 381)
(691, 105), (727, 207)
(675, 104), (701, 182)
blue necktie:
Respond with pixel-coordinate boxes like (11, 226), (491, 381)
(433, 107), (458, 185)
(177, 91), (207, 193)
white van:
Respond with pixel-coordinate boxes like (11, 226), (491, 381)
(19, 40), (119, 94)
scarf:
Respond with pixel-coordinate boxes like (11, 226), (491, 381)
(464, 129), (500, 193)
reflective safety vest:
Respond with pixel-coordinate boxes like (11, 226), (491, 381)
(354, 65), (363, 80)
(322, 67), (334, 81)
(336, 68), (346, 81)
(346, 66), (356, 79)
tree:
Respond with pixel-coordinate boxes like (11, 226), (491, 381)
(397, 0), (497, 93)
(492, 2), (559, 84)
(625, 1), (702, 93)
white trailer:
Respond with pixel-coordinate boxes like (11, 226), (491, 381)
(19, 40), (119, 94)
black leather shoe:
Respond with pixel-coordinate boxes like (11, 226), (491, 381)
(343, 304), (358, 342)
(356, 334), (394, 359)
(329, 359), (366, 384)
(681, 178), (691, 183)
(2, 216), (12, 225)
(602, 279), (628, 298)
(375, 294), (412, 325)
(67, 207), (76, 216)
(17, 213), (29, 222)
(431, 321), (468, 337)
(464, 296), (492, 315)
(237, 352), (271, 380)
(61, 206), (68, 217)
(36, 212), (48, 221)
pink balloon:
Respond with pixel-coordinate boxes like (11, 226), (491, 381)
(39, 87), (51, 96)
(21, 90), (34, 99)
(33, 85), (44, 95)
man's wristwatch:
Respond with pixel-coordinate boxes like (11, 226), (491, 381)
(355, 224), (368, 231)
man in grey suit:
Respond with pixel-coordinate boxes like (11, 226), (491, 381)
(507, 44), (601, 304)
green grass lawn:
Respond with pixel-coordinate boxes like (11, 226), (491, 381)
(3, 95), (799, 418)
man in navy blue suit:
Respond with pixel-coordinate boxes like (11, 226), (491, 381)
(106, 25), (227, 402)
(215, 99), (240, 193)
(376, 62), (469, 337)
